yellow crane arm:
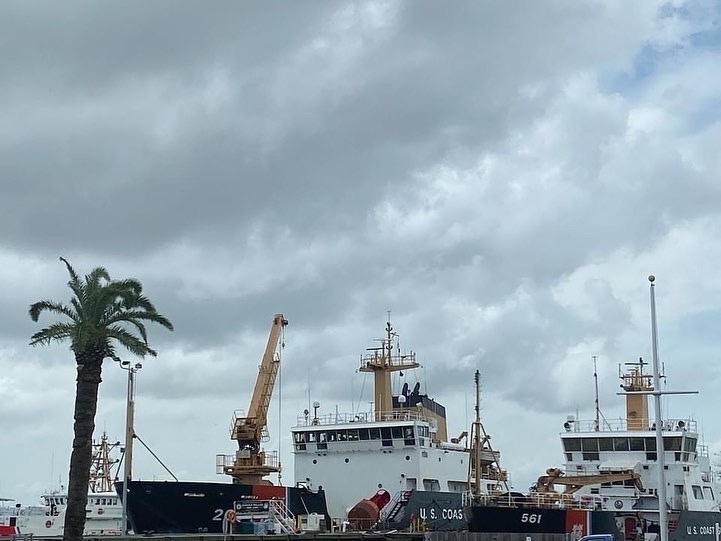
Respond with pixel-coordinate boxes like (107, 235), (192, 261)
(231, 314), (288, 448)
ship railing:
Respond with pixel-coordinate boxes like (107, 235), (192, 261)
(564, 417), (696, 433)
(214, 450), (279, 474)
(295, 410), (428, 426)
(463, 491), (601, 510)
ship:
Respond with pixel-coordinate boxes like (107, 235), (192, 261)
(464, 277), (721, 541)
(0, 433), (124, 537)
(120, 314), (330, 535)
(291, 319), (509, 531)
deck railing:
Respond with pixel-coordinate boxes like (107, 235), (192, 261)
(564, 418), (696, 433)
(295, 409), (428, 427)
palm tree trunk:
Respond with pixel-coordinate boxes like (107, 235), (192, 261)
(63, 354), (103, 541)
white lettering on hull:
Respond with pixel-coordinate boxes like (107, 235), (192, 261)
(418, 507), (464, 521)
(685, 522), (721, 537)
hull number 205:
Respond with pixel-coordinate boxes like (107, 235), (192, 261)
(521, 513), (543, 524)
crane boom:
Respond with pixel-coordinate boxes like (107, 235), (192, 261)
(232, 313), (288, 446)
(215, 313), (288, 484)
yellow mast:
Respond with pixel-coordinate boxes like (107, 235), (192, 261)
(619, 357), (654, 431)
(359, 321), (419, 421)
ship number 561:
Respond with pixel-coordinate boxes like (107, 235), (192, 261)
(521, 513), (542, 524)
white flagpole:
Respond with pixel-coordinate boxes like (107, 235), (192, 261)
(649, 275), (668, 541)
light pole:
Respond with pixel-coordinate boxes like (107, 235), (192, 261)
(114, 357), (142, 536)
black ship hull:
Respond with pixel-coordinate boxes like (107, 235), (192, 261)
(118, 480), (329, 534)
(465, 504), (721, 541)
(382, 491), (466, 531)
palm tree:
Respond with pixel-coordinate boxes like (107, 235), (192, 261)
(29, 257), (173, 541)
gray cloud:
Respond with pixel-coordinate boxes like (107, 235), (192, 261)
(3, 0), (721, 507)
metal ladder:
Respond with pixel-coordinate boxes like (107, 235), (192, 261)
(268, 500), (297, 534)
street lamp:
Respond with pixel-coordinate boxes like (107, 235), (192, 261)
(113, 356), (142, 536)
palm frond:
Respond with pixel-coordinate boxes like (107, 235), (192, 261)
(29, 323), (75, 347)
(105, 326), (158, 357)
(104, 312), (149, 343)
(60, 257), (87, 306)
(31, 259), (173, 360)
(29, 300), (77, 322)
(85, 267), (110, 288)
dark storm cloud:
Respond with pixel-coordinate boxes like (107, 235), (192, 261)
(0, 0), (658, 256)
(4, 0), (721, 504)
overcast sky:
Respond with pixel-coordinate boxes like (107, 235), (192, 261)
(2, 0), (721, 506)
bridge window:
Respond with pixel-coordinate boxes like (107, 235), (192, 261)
(317, 431), (327, 450)
(692, 485), (703, 499)
(613, 438), (629, 451)
(629, 438), (644, 451)
(704, 487), (714, 500)
(294, 432), (306, 451)
(683, 437), (697, 452)
(598, 438), (613, 451)
(358, 428), (370, 440)
(348, 429), (359, 441)
(581, 438), (598, 451)
(369, 428), (381, 440)
(403, 427), (415, 446)
(645, 438), (656, 451)
(563, 439), (581, 452)
(663, 437), (682, 451)
(381, 427), (393, 447)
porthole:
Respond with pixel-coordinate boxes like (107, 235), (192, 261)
(405, 456), (411, 461)
(344, 458), (349, 463)
(312, 459), (317, 464)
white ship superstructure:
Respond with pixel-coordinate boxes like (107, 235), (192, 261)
(292, 321), (506, 526)
(1, 433), (124, 536)
(533, 357), (721, 530)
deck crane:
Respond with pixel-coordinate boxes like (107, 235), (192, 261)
(215, 313), (288, 485)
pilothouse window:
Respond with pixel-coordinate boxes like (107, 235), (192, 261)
(564, 439), (581, 452)
(294, 432), (306, 451)
(613, 438), (629, 451)
(683, 437), (697, 452)
(629, 438), (644, 451)
(664, 437), (682, 451)
(598, 438), (613, 451)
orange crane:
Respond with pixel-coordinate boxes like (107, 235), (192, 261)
(215, 313), (288, 484)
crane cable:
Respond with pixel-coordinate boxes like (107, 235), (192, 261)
(277, 323), (285, 484)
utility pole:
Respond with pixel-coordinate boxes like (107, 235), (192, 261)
(115, 358), (142, 536)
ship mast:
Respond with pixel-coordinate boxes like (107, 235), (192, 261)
(618, 276), (697, 541)
(592, 355), (600, 431)
(649, 276), (668, 541)
(473, 370), (481, 495)
(88, 433), (121, 493)
(467, 370), (508, 496)
(359, 320), (419, 421)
